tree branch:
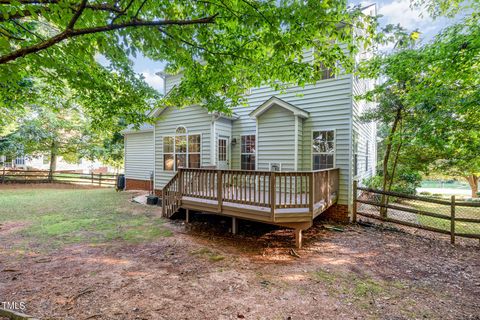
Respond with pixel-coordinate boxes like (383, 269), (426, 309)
(67, 0), (87, 30)
(0, 2), (123, 22)
(0, 14), (219, 64)
(0, 26), (25, 40)
(134, 0), (148, 19)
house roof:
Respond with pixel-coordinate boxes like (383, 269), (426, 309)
(121, 123), (154, 135)
(249, 96), (310, 119)
(149, 105), (239, 121)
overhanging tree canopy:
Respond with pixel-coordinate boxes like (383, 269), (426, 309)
(0, 0), (376, 124)
(361, 9), (480, 197)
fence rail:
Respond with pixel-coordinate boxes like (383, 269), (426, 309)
(162, 167), (340, 220)
(1, 169), (118, 188)
(353, 181), (480, 244)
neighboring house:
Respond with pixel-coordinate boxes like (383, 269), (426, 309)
(122, 7), (377, 247)
(0, 154), (111, 173)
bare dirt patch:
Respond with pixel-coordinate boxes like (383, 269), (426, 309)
(0, 212), (479, 320)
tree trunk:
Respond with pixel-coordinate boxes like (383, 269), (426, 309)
(466, 175), (479, 198)
(380, 107), (403, 217)
(48, 141), (57, 182)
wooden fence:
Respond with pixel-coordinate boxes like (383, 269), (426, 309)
(353, 181), (480, 244)
(1, 169), (118, 188)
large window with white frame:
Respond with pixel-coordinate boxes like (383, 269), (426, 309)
(312, 130), (335, 170)
(163, 126), (201, 171)
(241, 135), (256, 170)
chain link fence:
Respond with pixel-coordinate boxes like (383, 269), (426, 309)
(353, 181), (480, 244)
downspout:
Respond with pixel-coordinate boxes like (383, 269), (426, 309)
(348, 74), (354, 218)
(211, 113), (221, 166)
(294, 115), (299, 171)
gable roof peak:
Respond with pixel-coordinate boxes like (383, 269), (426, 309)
(249, 96), (309, 119)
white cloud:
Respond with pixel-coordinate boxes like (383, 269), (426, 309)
(141, 70), (164, 93)
(378, 0), (431, 29)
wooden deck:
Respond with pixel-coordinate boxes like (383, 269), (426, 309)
(162, 168), (340, 247)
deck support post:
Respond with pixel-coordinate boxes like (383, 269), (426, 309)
(232, 217), (238, 235)
(294, 228), (303, 249)
(186, 209), (190, 223)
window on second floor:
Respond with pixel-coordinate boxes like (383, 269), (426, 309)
(316, 62), (335, 80)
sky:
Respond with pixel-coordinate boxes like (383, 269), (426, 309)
(132, 0), (464, 94)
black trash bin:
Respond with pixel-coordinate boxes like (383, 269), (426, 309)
(116, 174), (125, 191)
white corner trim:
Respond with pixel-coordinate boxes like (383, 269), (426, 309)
(153, 122), (156, 190)
(294, 115), (298, 171)
(255, 118), (259, 170)
(211, 116), (216, 166)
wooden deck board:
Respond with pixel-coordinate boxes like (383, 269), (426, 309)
(181, 194), (335, 224)
(163, 168), (340, 229)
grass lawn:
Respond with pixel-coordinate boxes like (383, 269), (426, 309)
(0, 188), (170, 251)
(405, 200), (480, 235)
(0, 186), (479, 319)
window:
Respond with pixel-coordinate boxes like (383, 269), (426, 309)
(312, 130), (335, 170)
(241, 135), (256, 170)
(163, 136), (174, 171)
(218, 139), (227, 162)
(163, 127), (201, 171)
(353, 131), (359, 176)
(316, 62), (334, 80)
(15, 157), (25, 165)
(365, 140), (369, 172)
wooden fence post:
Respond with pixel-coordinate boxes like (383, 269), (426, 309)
(91, 172), (94, 185)
(309, 172), (314, 218)
(2, 168), (5, 184)
(352, 180), (358, 223)
(270, 172), (276, 221)
(178, 168), (183, 194)
(450, 195), (455, 245)
(99, 173), (102, 187)
(217, 170), (223, 213)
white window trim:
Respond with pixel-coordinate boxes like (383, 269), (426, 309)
(218, 136), (228, 162)
(311, 128), (336, 170)
(162, 129), (202, 172)
(353, 130), (359, 178)
(240, 134), (256, 171)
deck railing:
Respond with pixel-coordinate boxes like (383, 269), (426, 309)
(163, 167), (339, 219)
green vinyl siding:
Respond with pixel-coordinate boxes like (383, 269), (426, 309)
(257, 105), (296, 171)
(154, 105), (212, 189)
(124, 131), (154, 181)
(230, 75), (353, 204)
(352, 74), (377, 186)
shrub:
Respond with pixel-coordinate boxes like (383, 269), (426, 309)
(363, 170), (421, 196)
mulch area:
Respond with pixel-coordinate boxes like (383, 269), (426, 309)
(0, 211), (479, 319)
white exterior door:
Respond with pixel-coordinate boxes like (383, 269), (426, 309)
(217, 137), (229, 169)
